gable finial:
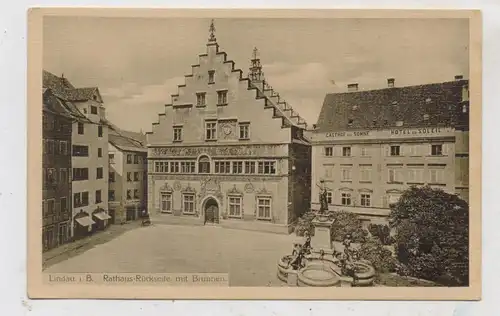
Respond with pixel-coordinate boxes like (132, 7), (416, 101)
(208, 19), (216, 42)
(252, 47), (259, 60)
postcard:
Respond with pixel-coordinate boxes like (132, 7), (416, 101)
(27, 8), (481, 300)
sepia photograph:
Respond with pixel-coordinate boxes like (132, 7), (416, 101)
(27, 9), (481, 299)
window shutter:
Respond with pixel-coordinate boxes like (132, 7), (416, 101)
(443, 143), (450, 156)
(385, 145), (390, 156)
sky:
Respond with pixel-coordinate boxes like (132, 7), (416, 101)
(43, 17), (469, 133)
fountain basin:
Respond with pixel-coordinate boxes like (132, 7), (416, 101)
(348, 261), (376, 286)
(297, 262), (341, 287)
(277, 255), (296, 283)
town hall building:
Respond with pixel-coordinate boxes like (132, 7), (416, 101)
(146, 21), (311, 234)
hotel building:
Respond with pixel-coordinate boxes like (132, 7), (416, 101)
(146, 21), (311, 234)
(43, 71), (111, 239)
(307, 76), (470, 226)
(108, 125), (148, 224)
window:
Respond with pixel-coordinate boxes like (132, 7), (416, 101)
(198, 156), (210, 173)
(98, 125), (103, 137)
(244, 161), (255, 174)
(109, 190), (115, 201)
(72, 145), (89, 157)
(60, 168), (67, 185)
(341, 168), (352, 181)
(196, 92), (206, 107)
(258, 161), (276, 174)
(360, 167), (372, 182)
(72, 168), (89, 181)
(59, 141), (68, 155)
(134, 172), (139, 181)
(127, 154), (132, 164)
(98, 148), (102, 157)
(180, 161), (195, 173)
(134, 155), (139, 164)
(81, 192), (89, 206)
(239, 123), (250, 140)
(408, 168), (424, 183)
(342, 147), (351, 157)
(228, 196), (242, 217)
(170, 161), (180, 173)
(60, 197), (67, 213)
(126, 190), (132, 200)
(326, 191), (333, 204)
(390, 145), (400, 156)
(45, 168), (57, 185)
(127, 172), (132, 182)
(325, 147), (333, 157)
(134, 189), (139, 199)
(173, 127), (183, 142)
(388, 168), (403, 183)
(360, 194), (371, 207)
(96, 167), (103, 179)
(161, 193), (172, 212)
(360, 147), (369, 157)
(429, 169), (445, 184)
(73, 193), (81, 208)
(208, 70), (215, 84)
(257, 198), (271, 220)
(341, 193), (351, 206)
(95, 190), (102, 203)
(109, 172), (115, 182)
(215, 161), (231, 174)
(155, 161), (168, 173)
(205, 121), (217, 140)
(217, 90), (228, 105)
(431, 144), (443, 156)
(77, 122), (84, 135)
(47, 199), (55, 215)
(423, 114), (430, 121)
(323, 165), (334, 178)
(109, 153), (115, 164)
(232, 161), (243, 174)
(47, 140), (55, 154)
(90, 106), (98, 114)
(183, 194), (195, 214)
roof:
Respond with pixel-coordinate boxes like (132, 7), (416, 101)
(315, 79), (469, 132)
(104, 118), (147, 152)
(42, 87), (88, 121)
(43, 70), (98, 102)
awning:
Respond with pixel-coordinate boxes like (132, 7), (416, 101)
(94, 212), (111, 220)
(75, 216), (95, 227)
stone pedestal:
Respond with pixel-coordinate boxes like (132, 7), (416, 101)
(287, 271), (298, 286)
(311, 218), (334, 251)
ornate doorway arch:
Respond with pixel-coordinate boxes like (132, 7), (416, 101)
(203, 197), (219, 224)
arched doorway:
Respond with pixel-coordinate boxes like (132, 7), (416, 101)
(204, 198), (219, 224)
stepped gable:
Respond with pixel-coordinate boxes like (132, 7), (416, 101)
(315, 79), (469, 132)
(148, 21), (308, 132)
(248, 47), (308, 130)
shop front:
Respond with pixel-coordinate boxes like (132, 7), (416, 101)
(73, 210), (95, 239)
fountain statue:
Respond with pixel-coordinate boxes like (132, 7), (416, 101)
(276, 189), (376, 287)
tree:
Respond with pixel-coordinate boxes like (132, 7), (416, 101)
(389, 186), (469, 286)
(358, 237), (397, 274)
(330, 210), (368, 243)
(368, 224), (394, 245)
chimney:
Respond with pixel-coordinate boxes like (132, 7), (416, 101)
(387, 78), (395, 88)
(347, 83), (358, 92)
(455, 75), (464, 81)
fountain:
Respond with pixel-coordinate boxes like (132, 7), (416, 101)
(277, 188), (376, 287)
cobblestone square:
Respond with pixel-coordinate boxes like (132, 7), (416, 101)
(45, 224), (296, 286)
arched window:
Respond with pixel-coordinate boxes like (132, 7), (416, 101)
(198, 155), (211, 174)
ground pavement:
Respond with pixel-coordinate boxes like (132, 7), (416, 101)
(44, 224), (298, 286)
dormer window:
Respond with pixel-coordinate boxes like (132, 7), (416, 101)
(208, 70), (215, 84)
(90, 105), (98, 115)
(425, 98), (432, 104)
(395, 121), (404, 127)
(347, 119), (353, 126)
(392, 101), (398, 106)
(352, 105), (358, 110)
(423, 114), (429, 121)
(93, 95), (97, 101)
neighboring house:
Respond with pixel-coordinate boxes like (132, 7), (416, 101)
(107, 123), (148, 224)
(146, 21), (311, 234)
(43, 70), (111, 239)
(307, 76), (470, 227)
(42, 88), (73, 251)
